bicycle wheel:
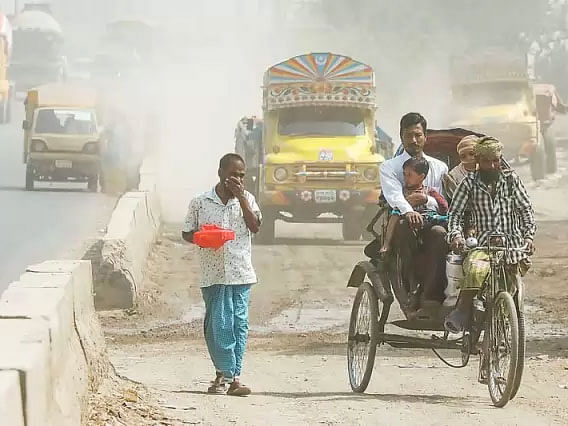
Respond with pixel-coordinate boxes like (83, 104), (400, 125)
(347, 282), (379, 393)
(510, 308), (526, 399)
(487, 291), (519, 407)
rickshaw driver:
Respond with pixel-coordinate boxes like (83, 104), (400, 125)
(379, 113), (449, 312)
(445, 137), (536, 333)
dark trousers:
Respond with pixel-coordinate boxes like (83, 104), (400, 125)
(394, 221), (448, 302)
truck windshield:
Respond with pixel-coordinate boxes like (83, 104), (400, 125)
(35, 109), (96, 135)
(453, 82), (525, 107)
(278, 107), (366, 137)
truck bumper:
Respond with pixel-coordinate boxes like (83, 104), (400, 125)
(260, 188), (380, 221)
(28, 152), (100, 181)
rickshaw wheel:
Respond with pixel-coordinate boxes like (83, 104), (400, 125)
(461, 332), (471, 366)
(347, 282), (379, 393)
(510, 309), (526, 400)
(487, 292), (519, 408)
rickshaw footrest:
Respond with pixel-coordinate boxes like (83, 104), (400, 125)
(391, 319), (446, 332)
(378, 333), (463, 350)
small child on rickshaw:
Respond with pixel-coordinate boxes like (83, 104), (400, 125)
(380, 157), (448, 254)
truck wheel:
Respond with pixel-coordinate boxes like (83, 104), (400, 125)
(343, 211), (362, 241)
(543, 128), (558, 174)
(256, 215), (275, 244)
(25, 165), (34, 191)
(530, 143), (546, 181)
(87, 175), (99, 192)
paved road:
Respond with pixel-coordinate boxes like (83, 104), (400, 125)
(0, 101), (117, 293)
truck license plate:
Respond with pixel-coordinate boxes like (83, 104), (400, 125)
(55, 160), (73, 169)
(319, 150), (333, 161)
(314, 190), (336, 203)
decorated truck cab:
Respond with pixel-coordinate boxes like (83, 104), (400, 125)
(254, 52), (385, 243)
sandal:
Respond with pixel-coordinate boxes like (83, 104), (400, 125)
(207, 372), (226, 394)
(227, 379), (251, 397)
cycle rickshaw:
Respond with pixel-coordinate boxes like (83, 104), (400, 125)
(346, 128), (527, 407)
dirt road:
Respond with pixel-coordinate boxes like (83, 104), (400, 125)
(95, 211), (568, 425)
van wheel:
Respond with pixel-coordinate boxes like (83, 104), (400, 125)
(87, 175), (98, 192)
(25, 165), (34, 191)
(530, 143), (546, 181)
(543, 128), (557, 174)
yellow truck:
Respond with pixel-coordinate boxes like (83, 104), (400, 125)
(23, 84), (105, 191)
(449, 50), (552, 180)
(253, 53), (385, 242)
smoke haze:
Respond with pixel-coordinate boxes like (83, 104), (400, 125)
(10, 0), (547, 221)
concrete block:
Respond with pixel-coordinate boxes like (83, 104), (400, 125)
(0, 370), (25, 426)
(0, 286), (75, 367)
(138, 156), (157, 192)
(98, 189), (160, 310)
(22, 261), (108, 391)
(0, 284), (86, 425)
(17, 272), (71, 288)
(0, 319), (51, 426)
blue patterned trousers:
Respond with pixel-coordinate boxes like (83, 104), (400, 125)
(201, 284), (251, 381)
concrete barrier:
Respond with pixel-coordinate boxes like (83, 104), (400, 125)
(0, 261), (108, 425)
(0, 159), (160, 422)
(23, 261), (108, 390)
(97, 158), (160, 310)
(0, 370), (25, 426)
(0, 319), (52, 425)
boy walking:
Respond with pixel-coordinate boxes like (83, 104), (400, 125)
(182, 153), (261, 396)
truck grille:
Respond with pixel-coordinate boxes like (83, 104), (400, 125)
(297, 165), (357, 181)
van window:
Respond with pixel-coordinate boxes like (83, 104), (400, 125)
(35, 109), (96, 135)
(278, 106), (366, 137)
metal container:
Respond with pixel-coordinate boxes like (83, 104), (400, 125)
(444, 253), (464, 306)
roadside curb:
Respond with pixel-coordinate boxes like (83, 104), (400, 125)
(0, 260), (109, 425)
(96, 157), (161, 310)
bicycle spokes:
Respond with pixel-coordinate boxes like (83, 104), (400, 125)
(487, 292), (519, 407)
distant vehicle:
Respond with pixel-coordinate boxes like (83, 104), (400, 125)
(91, 19), (156, 82)
(449, 49), (560, 180)
(23, 84), (105, 191)
(9, 8), (66, 91)
(0, 11), (13, 123)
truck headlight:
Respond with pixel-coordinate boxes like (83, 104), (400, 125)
(274, 167), (288, 182)
(31, 139), (47, 152)
(363, 167), (378, 181)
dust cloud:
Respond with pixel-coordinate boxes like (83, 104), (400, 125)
(39, 0), (547, 221)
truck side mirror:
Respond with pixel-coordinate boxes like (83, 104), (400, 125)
(22, 120), (30, 130)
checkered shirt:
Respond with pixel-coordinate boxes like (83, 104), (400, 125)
(448, 169), (536, 264)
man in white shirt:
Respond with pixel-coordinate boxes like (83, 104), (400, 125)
(182, 153), (261, 396)
(379, 113), (449, 313)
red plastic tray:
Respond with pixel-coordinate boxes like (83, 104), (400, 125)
(193, 224), (235, 249)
